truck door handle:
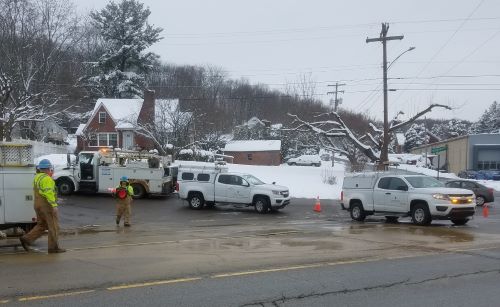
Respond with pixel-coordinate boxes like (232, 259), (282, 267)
(385, 192), (391, 195)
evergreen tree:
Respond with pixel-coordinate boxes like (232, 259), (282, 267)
(431, 118), (469, 139)
(404, 123), (429, 152)
(472, 101), (500, 133)
(87, 0), (162, 98)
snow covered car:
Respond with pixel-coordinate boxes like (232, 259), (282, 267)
(287, 155), (321, 167)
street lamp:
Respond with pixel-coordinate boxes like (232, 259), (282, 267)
(388, 46), (416, 70)
(379, 46), (415, 169)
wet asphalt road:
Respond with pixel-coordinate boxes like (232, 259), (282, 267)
(0, 193), (499, 306)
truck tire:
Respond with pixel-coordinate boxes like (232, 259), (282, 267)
(56, 178), (74, 196)
(188, 193), (204, 210)
(131, 183), (146, 199)
(350, 202), (366, 221)
(314, 163), (321, 167)
(288, 162), (296, 166)
(451, 218), (469, 226)
(254, 196), (270, 214)
(476, 196), (485, 206)
(411, 203), (431, 226)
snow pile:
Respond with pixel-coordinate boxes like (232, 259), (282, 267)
(174, 160), (346, 199)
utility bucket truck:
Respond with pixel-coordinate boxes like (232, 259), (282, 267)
(0, 143), (36, 232)
(54, 148), (177, 198)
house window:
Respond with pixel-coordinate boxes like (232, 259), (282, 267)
(96, 133), (118, 147)
(247, 153), (253, 160)
(99, 112), (106, 124)
(88, 134), (97, 147)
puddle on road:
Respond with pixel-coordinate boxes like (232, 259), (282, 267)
(280, 239), (342, 250)
(345, 223), (475, 243)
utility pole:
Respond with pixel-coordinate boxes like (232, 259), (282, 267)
(327, 82), (345, 112)
(366, 23), (403, 170)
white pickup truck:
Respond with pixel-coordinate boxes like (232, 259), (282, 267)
(341, 172), (476, 225)
(177, 169), (290, 213)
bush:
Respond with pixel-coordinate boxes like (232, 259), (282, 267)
(321, 169), (337, 185)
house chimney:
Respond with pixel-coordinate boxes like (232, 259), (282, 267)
(138, 89), (155, 124)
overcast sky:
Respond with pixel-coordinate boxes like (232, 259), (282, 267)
(78, 0), (500, 121)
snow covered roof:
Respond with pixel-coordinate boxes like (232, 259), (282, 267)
(224, 140), (281, 152)
(75, 124), (86, 136)
(93, 98), (143, 126)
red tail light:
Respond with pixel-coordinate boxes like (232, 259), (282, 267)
(489, 188), (494, 196)
(341, 191), (344, 201)
(175, 182), (179, 192)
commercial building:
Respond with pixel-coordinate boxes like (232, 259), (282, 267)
(410, 134), (500, 174)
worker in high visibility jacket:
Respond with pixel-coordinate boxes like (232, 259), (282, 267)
(20, 159), (66, 253)
(114, 176), (134, 227)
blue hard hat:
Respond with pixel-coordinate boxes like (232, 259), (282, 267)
(120, 176), (128, 182)
(37, 159), (53, 169)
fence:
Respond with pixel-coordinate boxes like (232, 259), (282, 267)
(11, 139), (69, 158)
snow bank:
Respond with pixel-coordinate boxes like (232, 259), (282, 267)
(174, 160), (346, 199)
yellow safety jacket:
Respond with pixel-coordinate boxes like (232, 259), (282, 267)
(33, 173), (58, 208)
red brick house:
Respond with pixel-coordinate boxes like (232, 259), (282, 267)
(224, 140), (282, 166)
(76, 90), (180, 152)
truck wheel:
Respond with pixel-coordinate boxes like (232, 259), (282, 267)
(411, 203), (431, 226)
(476, 196), (485, 206)
(314, 163), (321, 167)
(288, 162), (296, 166)
(254, 197), (270, 214)
(188, 193), (204, 210)
(350, 202), (366, 221)
(451, 218), (469, 226)
(56, 178), (74, 196)
(131, 183), (146, 199)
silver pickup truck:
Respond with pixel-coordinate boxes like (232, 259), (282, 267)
(341, 172), (476, 225)
(177, 168), (290, 213)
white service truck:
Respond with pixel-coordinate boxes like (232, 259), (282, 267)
(177, 164), (290, 213)
(341, 172), (476, 225)
(0, 143), (36, 232)
(53, 149), (177, 198)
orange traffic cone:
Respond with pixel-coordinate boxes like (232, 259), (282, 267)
(313, 196), (322, 212)
(483, 204), (489, 218)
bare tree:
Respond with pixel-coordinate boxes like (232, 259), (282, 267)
(132, 100), (192, 155)
(288, 103), (451, 165)
(0, 0), (81, 140)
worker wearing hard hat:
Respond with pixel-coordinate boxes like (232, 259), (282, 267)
(20, 159), (65, 253)
(114, 176), (134, 227)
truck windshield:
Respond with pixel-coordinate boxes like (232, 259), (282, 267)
(242, 174), (265, 185)
(404, 176), (443, 188)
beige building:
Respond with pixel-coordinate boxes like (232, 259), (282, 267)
(411, 134), (500, 174)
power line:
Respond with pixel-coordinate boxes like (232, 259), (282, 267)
(392, 0), (486, 104)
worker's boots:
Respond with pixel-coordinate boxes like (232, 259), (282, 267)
(48, 248), (66, 253)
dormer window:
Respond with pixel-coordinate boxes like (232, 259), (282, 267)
(99, 112), (106, 123)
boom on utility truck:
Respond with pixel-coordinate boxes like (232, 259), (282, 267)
(53, 149), (178, 198)
(0, 143), (36, 232)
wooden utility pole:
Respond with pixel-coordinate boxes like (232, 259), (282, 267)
(366, 23), (403, 170)
(327, 82), (345, 112)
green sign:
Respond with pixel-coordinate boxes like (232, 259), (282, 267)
(431, 146), (447, 154)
